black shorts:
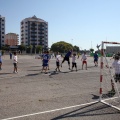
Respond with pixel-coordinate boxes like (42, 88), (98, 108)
(72, 62), (77, 67)
(56, 62), (60, 67)
(13, 63), (17, 67)
(115, 74), (120, 82)
(63, 57), (70, 64)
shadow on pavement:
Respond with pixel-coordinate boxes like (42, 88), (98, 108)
(49, 69), (82, 76)
(51, 102), (120, 120)
(26, 73), (40, 76)
(30, 66), (42, 67)
(27, 70), (41, 71)
(91, 94), (99, 100)
(0, 73), (12, 75)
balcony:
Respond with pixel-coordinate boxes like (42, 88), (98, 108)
(31, 35), (37, 38)
(38, 34), (44, 37)
(31, 23), (37, 26)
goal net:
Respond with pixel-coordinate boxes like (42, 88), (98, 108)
(100, 41), (120, 110)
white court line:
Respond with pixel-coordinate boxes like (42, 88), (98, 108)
(1, 101), (98, 120)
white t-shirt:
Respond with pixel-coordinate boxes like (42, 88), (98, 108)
(56, 55), (61, 62)
(13, 55), (18, 63)
(112, 60), (120, 74)
(82, 54), (87, 61)
(72, 56), (76, 63)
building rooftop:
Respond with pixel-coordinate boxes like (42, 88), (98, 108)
(22, 15), (47, 23)
(6, 33), (18, 35)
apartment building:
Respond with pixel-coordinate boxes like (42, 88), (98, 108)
(0, 15), (5, 49)
(21, 15), (48, 49)
(5, 33), (19, 46)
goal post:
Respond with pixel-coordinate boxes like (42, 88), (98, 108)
(99, 41), (120, 110)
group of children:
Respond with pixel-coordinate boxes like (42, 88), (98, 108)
(40, 50), (89, 74)
(0, 50), (99, 74)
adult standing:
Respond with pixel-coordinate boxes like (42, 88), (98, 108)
(61, 49), (72, 69)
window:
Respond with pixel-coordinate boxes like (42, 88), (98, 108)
(2, 32), (4, 34)
(2, 36), (4, 38)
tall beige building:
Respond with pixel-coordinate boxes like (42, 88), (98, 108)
(5, 33), (19, 46)
(21, 15), (48, 49)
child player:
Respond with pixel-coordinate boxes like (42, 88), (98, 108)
(13, 52), (18, 73)
(41, 51), (49, 74)
(106, 55), (120, 93)
(71, 53), (77, 71)
(55, 52), (61, 72)
(81, 52), (87, 70)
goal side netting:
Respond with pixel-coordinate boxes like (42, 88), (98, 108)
(100, 41), (120, 110)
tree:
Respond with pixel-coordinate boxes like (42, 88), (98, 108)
(36, 45), (42, 53)
(19, 44), (26, 53)
(73, 45), (80, 53)
(51, 41), (73, 53)
(1, 44), (10, 51)
(90, 48), (94, 53)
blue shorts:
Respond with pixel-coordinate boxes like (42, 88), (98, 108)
(94, 59), (98, 62)
(43, 63), (48, 67)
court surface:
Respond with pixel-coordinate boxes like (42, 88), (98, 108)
(0, 55), (120, 120)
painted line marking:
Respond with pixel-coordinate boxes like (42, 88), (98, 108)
(1, 101), (98, 120)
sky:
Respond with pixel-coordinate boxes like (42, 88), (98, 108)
(1, 0), (120, 50)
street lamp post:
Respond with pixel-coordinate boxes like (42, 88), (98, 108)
(71, 39), (73, 45)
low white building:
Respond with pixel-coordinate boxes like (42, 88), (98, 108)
(106, 46), (120, 54)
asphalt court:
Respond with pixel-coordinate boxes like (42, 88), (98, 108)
(0, 55), (120, 120)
